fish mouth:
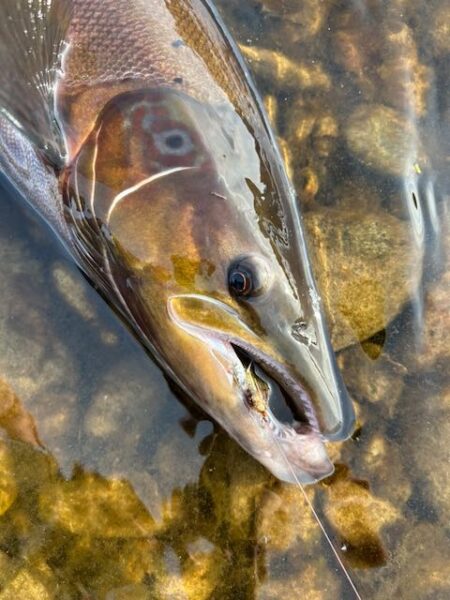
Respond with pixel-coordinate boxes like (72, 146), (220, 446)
(230, 340), (321, 436)
(227, 338), (333, 483)
(167, 295), (333, 482)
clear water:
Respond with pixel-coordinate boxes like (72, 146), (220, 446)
(0, 1), (449, 598)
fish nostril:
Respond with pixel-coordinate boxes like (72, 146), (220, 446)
(291, 319), (313, 345)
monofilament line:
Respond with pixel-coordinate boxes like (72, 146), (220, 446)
(270, 435), (363, 600)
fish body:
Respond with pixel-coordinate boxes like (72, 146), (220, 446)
(0, 0), (354, 483)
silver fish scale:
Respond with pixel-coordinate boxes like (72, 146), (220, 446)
(64, 0), (226, 106)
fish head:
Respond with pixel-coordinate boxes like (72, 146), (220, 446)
(63, 87), (354, 484)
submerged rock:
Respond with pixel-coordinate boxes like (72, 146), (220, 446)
(0, 443), (17, 517)
(372, 524), (450, 600)
(0, 565), (56, 600)
(338, 348), (407, 416)
(38, 470), (157, 538)
(321, 469), (400, 569)
(304, 204), (423, 350)
(240, 46), (331, 91)
(345, 104), (422, 177)
(400, 386), (450, 525)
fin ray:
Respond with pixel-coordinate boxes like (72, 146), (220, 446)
(0, 0), (72, 162)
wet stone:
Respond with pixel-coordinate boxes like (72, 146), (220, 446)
(0, 443), (17, 517)
(60, 536), (163, 596)
(415, 267), (450, 370)
(356, 434), (412, 509)
(240, 46), (331, 91)
(413, 218), (450, 370)
(38, 470), (157, 538)
(401, 387), (450, 524)
(345, 104), (423, 177)
(255, 485), (342, 599)
(321, 470), (400, 568)
(259, 0), (329, 52)
(0, 564), (56, 600)
(257, 484), (320, 552)
(201, 431), (271, 541)
(257, 559), (341, 600)
(372, 524), (450, 600)
(304, 204), (423, 350)
(338, 347), (407, 416)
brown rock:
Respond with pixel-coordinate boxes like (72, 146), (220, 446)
(431, 3), (450, 55)
(304, 204), (423, 349)
(338, 347), (407, 416)
(257, 560), (341, 600)
(402, 387), (450, 524)
(0, 442), (17, 516)
(257, 484), (320, 552)
(322, 471), (400, 568)
(372, 524), (450, 600)
(0, 564), (56, 600)
(240, 46), (331, 91)
(39, 470), (157, 537)
(345, 104), (423, 177)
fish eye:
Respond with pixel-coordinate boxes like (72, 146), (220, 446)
(154, 128), (194, 156)
(228, 256), (269, 299)
(228, 266), (253, 297)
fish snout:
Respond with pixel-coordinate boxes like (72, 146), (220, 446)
(167, 294), (341, 483)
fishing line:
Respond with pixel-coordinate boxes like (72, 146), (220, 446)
(268, 432), (363, 600)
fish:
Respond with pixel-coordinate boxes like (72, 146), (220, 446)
(0, 0), (355, 484)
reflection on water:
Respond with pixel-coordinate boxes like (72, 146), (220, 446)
(0, 0), (449, 598)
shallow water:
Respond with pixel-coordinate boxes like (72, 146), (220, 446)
(0, 0), (449, 598)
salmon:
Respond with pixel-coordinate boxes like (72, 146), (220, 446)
(0, 0), (354, 483)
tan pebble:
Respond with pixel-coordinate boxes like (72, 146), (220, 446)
(323, 474), (400, 567)
(39, 471), (157, 537)
(240, 45), (331, 91)
(304, 204), (423, 350)
(257, 484), (320, 552)
(345, 103), (422, 177)
(0, 442), (17, 516)
(431, 3), (450, 55)
(52, 263), (96, 321)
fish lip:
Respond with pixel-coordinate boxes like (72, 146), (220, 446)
(228, 337), (322, 436)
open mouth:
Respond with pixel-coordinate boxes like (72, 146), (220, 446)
(229, 340), (322, 439)
(166, 294), (333, 482)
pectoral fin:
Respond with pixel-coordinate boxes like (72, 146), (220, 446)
(0, 0), (72, 164)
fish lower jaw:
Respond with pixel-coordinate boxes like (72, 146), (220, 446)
(254, 417), (333, 484)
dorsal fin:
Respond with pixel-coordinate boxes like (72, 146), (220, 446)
(0, 0), (72, 164)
